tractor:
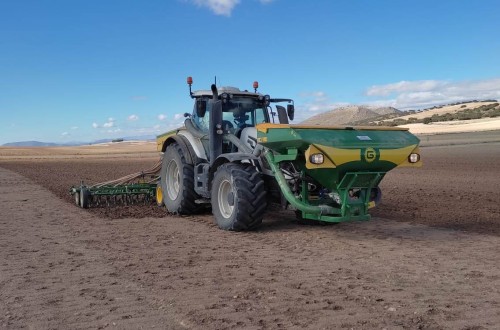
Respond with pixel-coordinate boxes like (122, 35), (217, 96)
(155, 78), (422, 230)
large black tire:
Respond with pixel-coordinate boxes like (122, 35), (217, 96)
(160, 142), (198, 214)
(211, 163), (267, 231)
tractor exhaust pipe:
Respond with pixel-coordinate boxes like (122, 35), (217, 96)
(209, 84), (222, 165)
(211, 84), (218, 100)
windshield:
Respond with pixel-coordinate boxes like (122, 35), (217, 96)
(192, 97), (271, 133)
(222, 97), (268, 129)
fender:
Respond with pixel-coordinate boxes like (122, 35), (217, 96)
(161, 135), (196, 165)
(210, 152), (260, 177)
(178, 130), (208, 161)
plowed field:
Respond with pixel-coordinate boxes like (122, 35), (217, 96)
(1, 140), (499, 329)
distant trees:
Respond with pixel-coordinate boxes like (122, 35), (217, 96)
(375, 103), (500, 126)
(419, 103), (499, 124)
(354, 101), (500, 126)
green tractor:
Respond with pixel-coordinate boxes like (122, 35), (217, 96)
(156, 78), (421, 230)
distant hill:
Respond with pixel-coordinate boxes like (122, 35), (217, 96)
(301, 106), (402, 126)
(2, 141), (64, 147)
(371, 106), (402, 116)
(2, 135), (156, 147)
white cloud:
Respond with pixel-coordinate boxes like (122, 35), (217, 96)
(153, 124), (161, 130)
(366, 80), (447, 97)
(127, 114), (139, 121)
(187, 0), (274, 16)
(365, 78), (500, 109)
(189, 0), (240, 16)
(174, 113), (184, 120)
(107, 128), (121, 133)
(71, 126), (78, 130)
(61, 132), (69, 136)
(158, 114), (166, 121)
(103, 118), (115, 127)
(94, 118), (115, 128)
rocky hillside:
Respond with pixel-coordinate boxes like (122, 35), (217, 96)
(301, 106), (402, 125)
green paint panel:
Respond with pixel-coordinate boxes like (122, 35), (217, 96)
(259, 126), (420, 151)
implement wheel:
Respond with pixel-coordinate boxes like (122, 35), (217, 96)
(211, 163), (267, 231)
(80, 187), (90, 209)
(160, 143), (198, 214)
(155, 184), (164, 207)
(74, 191), (80, 207)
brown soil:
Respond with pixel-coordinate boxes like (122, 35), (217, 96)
(1, 142), (500, 329)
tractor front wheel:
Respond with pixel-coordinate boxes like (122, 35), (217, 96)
(211, 163), (267, 231)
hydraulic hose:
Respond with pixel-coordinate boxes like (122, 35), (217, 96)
(264, 151), (339, 215)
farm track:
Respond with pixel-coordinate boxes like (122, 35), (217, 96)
(1, 142), (500, 328)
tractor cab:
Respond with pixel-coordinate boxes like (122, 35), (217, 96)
(187, 79), (294, 154)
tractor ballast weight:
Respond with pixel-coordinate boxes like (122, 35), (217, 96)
(156, 78), (421, 230)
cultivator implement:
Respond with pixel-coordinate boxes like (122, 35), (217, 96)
(70, 160), (162, 208)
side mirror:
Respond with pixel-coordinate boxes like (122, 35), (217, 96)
(287, 104), (295, 121)
(276, 105), (289, 124)
(196, 100), (207, 117)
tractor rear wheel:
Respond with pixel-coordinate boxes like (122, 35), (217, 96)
(161, 142), (198, 214)
(211, 163), (267, 231)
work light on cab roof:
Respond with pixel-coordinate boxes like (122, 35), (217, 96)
(187, 76), (194, 97)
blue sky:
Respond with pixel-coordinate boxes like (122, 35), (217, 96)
(1, 0), (500, 144)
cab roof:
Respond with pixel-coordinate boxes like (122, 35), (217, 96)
(192, 86), (263, 98)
